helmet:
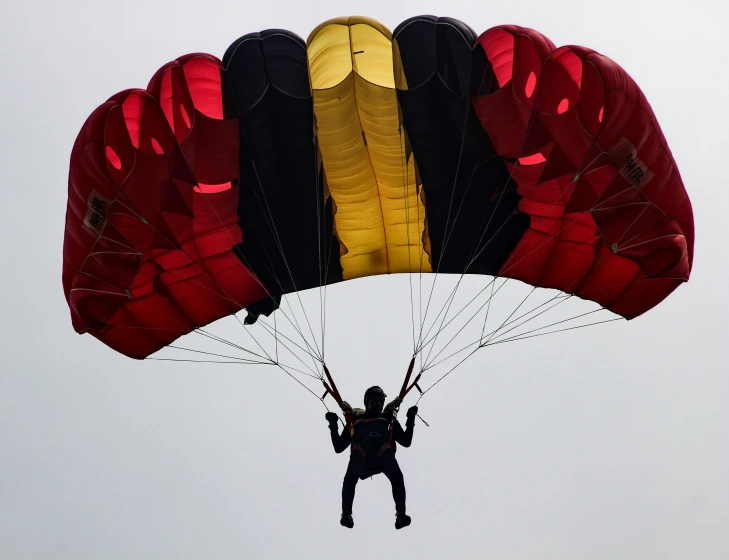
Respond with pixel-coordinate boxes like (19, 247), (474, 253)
(364, 386), (387, 403)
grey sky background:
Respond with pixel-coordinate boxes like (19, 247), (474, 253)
(1, 0), (727, 558)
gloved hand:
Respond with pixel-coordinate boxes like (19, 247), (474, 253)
(383, 397), (402, 415)
(340, 401), (353, 415)
(325, 412), (338, 426)
(406, 405), (418, 419)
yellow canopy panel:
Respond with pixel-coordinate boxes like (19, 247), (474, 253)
(308, 17), (431, 279)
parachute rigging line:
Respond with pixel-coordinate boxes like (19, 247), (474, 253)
(404, 105), (642, 398)
(200, 141), (324, 365)
(413, 69), (479, 356)
(104, 185), (305, 365)
(411, 121), (537, 373)
(100, 177), (328, 394)
(412, 73), (543, 368)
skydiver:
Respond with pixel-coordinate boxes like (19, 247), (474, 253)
(325, 386), (418, 530)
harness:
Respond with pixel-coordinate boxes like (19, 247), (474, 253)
(350, 415), (396, 458)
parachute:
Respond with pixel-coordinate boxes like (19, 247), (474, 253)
(62, 16), (693, 405)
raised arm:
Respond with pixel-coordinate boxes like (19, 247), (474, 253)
(394, 406), (418, 448)
(325, 412), (351, 453)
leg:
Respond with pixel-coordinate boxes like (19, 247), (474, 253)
(379, 451), (406, 514)
(342, 452), (367, 514)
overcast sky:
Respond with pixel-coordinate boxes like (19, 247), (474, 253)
(1, 0), (728, 558)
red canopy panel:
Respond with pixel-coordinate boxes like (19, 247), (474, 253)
(62, 55), (268, 358)
(472, 26), (694, 318)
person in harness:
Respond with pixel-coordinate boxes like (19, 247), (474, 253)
(325, 385), (418, 530)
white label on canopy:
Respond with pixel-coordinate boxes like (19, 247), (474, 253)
(610, 137), (654, 189)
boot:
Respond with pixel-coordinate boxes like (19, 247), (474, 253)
(340, 511), (354, 529)
(395, 512), (411, 530)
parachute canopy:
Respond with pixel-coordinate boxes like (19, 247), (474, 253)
(63, 16), (694, 360)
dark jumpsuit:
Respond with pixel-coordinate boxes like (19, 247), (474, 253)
(328, 412), (415, 514)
